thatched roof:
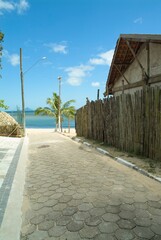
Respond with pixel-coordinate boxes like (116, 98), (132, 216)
(0, 112), (23, 137)
(0, 112), (18, 126)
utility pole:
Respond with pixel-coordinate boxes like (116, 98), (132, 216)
(58, 76), (62, 131)
(20, 48), (25, 135)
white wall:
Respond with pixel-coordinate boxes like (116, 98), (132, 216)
(113, 42), (161, 96)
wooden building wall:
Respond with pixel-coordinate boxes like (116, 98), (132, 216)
(76, 87), (161, 161)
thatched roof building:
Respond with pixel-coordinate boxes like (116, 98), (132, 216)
(0, 112), (23, 137)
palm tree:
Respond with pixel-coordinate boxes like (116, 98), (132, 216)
(0, 100), (8, 110)
(35, 92), (76, 131)
(62, 105), (76, 133)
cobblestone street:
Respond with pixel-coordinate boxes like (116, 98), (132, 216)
(20, 130), (161, 240)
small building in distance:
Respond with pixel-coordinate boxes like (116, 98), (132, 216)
(104, 34), (161, 96)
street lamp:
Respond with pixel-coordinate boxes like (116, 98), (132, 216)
(20, 48), (46, 135)
(57, 76), (62, 131)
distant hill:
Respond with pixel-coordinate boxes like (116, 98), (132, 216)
(25, 107), (34, 112)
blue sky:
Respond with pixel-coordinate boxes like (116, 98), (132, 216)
(0, 0), (161, 110)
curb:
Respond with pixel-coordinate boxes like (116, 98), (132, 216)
(72, 137), (161, 184)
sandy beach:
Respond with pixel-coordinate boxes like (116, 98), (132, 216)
(26, 128), (76, 138)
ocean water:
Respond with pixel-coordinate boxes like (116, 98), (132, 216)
(8, 111), (75, 129)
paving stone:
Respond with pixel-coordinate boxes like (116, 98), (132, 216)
(119, 210), (135, 220)
(50, 193), (63, 200)
(152, 236), (161, 240)
(46, 211), (61, 220)
(48, 185), (59, 191)
(152, 215), (161, 225)
(48, 226), (66, 237)
(117, 219), (136, 229)
(134, 202), (148, 210)
(147, 195), (161, 201)
(30, 215), (44, 224)
(43, 199), (58, 207)
(90, 207), (106, 217)
(148, 201), (161, 209)
(78, 202), (93, 211)
(120, 204), (135, 211)
(20, 131), (161, 240)
(60, 182), (71, 188)
(148, 207), (161, 216)
(74, 211), (90, 221)
(134, 217), (151, 227)
(52, 203), (67, 211)
(38, 220), (54, 231)
(25, 210), (36, 221)
(30, 193), (42, 200)
(37, 196), (49, 203)
(121, 197), (134, 204)
(93, 201), (108, 208)
(56, 215), (72, 226)
(56, 187), (68, 193)
(105, 205), (120, 214)
(66, 220), (84, 232)
(36, 207), (51, 216)
(58, 195), (72, 203)
(115, 229), (134, 240)
(28, 230), (48, 240)
(31, 203), (43, 210)
(107, 199), (121, 206)
(135, 209), (151, 218)
(85, 216), (102, 226)
(63, 206), (78, 216)
(102, 213), (120, 222)
(68, 199), (82, 207)
(42, 183), (53, 188)
(59, 231), (82, 240)
(134, 185), (146, 192)
(73, 193), (85, 200)
(43, 191), (56, 197)
(133, 226), (155, 239)
(63, 190), (75, 196)
(94, 234), (116, 240)
(134, 195), (147, 203)
(99, 222), (118, 234)
(21, 224), (36, 237)
(52, 180), (64, 185)
(79, 225), (99, 239)
(151, 224), (161, 235)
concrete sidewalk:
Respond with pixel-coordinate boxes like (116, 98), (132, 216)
(0, 135), (28, 240)
(20, 129), (161, 240)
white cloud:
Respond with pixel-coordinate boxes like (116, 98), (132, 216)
(0, 0), (29, 15)
(134, 17), (143, 24)
(3, 50), (19, 66)
(45, 42), (68, 54)
(0, 0), (14, 12)
(16, 0), (29, 14)
(89, 49), (114, 66)
(91, 82), (100, 87)
(65, 64), (93, 86)
(9, 54), (19, 66)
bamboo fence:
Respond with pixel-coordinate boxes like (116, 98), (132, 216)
(76, 87), (161, 161)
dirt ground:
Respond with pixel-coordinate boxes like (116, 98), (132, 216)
(61, 129), (161, 179)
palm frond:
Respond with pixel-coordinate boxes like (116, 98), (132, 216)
(62, 99), (75, 110)
(35, 107), (55, 117)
